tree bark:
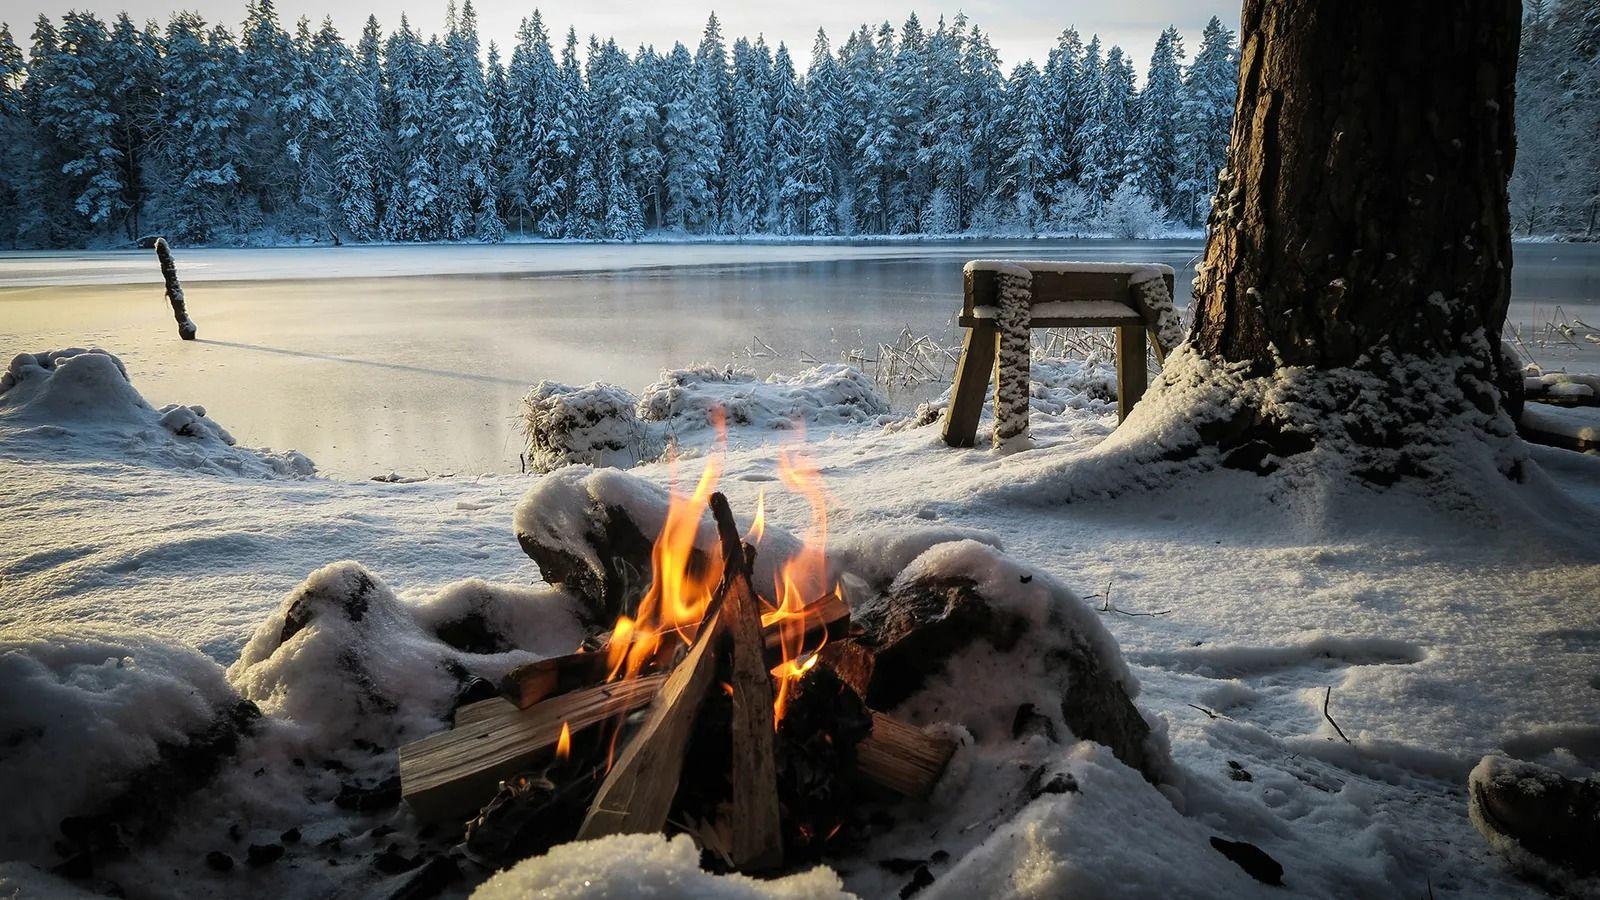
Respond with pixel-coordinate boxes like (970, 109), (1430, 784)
(1191, 0), (1520, 374)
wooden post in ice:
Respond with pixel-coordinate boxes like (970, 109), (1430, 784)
(154, 238), (197, 340)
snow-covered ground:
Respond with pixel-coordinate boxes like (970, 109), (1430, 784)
(2, 337), (1597, 899)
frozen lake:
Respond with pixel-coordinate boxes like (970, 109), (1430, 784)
(4, 239), (1598, 477)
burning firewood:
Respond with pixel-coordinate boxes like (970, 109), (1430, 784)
(708, 492), (784, 871)
(398, 675), (664, 821)
(498, 590), (851, 709)
(577, 603), (726, 840)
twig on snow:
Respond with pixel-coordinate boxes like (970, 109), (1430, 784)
(1322, 686), (1351, 744)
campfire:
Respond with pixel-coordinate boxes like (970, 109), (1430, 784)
(398, 443), (956, 874)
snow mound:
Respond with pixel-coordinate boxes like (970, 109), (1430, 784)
(471, 833), (848, 900)
(517, 364), (889, 472)
(831, 524), (1004, 593)
(1468, 754), (1600, 894)
(0, 348), (314, 478)
(409, 578), (586, 657)
(929, 742), (1270, 899)
(638, 363), (891, 433)
(0, 626), (243, 863)
(520, 380), (660, 474)
(227, 562), (466, 747)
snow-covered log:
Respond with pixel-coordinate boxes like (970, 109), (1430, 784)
(993, 269), (1032, 449)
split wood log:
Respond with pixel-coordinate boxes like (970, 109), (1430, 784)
(855, 712), (955, 798)
(399, 675), (664, 821)
(499, 590), (852, 709)
(577, 611), (726, 840)
(153, 238), (197, 340)
(403, 674), (954, 822)
(709, 492), (783, 871)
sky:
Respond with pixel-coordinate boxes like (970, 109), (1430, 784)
(0, 0), (1236, 76)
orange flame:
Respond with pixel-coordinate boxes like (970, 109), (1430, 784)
(556, 721), (572, 761)
(768, 441), (840, 728)
(746, 488), (766, 545)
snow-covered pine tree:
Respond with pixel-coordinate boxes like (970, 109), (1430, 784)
(1079, 42), (1136, 203)
(284, 17), (340, 238)
(106, 14), (160, 240)
(693, 13), (732, 231)
(1126, 26), (1184, 213)
(37, 12), (125, 239)
(796, 29), (842, 234)
(484, 42), (514, 231)
(843, 24), (893, 234)
(617, 44), (664, 230)
(959, 22), (1006, 229)
(545, 27), (585, 236)
(332, 16), (384, 240)
(381, 17), (439, 241)
(767, 42), (804, 234)
(920, 17), (970, 231)
(997, 61), (1056, 231)
(0, 23), (26, 246)
(661, 41), (719, 231)
(1041, 28), (1085, 192)
(239, 0), (296, 225)
(885, 14), (927, 233)
(156, 14), (249, 242)
(441, 0), (503, 242)
(725, 37), (772, 234)
(1066, 35), (1104, 200)
(1173, 16), (1238, 227)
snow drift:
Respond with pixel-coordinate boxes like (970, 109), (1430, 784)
(519, 364), (891, 472)
(0, 627), (249, 864)
(0, 348), (313, 478)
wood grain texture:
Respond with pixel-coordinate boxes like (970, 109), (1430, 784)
(400, 675), (665, 821)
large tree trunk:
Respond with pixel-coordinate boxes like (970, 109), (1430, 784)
(1194, 0), (1520, 371)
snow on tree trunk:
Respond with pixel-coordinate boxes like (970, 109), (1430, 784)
(993, 269), (1031, 449)
(1116, 0), (1529, 490)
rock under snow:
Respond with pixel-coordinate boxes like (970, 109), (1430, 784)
(513, 465), (805, 625)
(227, 562), (470, 748)
(852, 539), (1163, 782)
(519, 380), (660, 474)
(1468, 754), (1600, 890)
(0, 348), (313, 478)
(0, 626), (255, 866)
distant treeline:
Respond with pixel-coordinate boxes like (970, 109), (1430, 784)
(0, 3), (1242, 246)
(1513, 0), (1600, 238)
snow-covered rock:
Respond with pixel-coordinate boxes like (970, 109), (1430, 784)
(520, 380), (660, 474)
(227, 562), (468, 747)
(0, 627), (250, 864)
(0, 348), (313, 478)
(410, 578), (586, 657)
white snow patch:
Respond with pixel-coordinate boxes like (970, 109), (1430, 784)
(0, 348), (313, 478)
(472, 833), (849, 899)
(0, 626), (241, 863)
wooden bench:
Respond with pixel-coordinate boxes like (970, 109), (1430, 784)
(942, 261), (1178, 448)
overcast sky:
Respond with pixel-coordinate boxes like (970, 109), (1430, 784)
(2, 1), (1236, 76)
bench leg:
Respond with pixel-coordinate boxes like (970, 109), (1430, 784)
(943, 323), (999, 447)
(1116, 325), (1147, 424)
